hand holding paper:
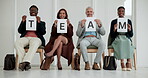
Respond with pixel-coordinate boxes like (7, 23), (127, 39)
(22, 15), (27, 22)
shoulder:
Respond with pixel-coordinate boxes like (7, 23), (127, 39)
(40, 21), (45, 24)
(111, 19), (117, 23)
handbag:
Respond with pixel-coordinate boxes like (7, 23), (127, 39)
(3, 54), (15, 70)
(103, 56), (117, 70)
(74, 53), (80, 70)
(40, 57), (54, 70)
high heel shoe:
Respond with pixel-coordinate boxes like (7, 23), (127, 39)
(57, 63), (62, 70)
(121, 62), (126, 71)
(44, 53), (53, 58)
(126, 62), (132, 71)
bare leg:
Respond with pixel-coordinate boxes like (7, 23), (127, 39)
(126, 59), (132, 71)
(46, 35), (68, 57)
(121, 59), (126, 71)
(57, 42), (63, 70)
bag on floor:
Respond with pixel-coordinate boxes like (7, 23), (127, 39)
(74, 53), (80, 70)
(103, 56), (117, 70)
(3, 54), (15, 70)
(40, 57), (54, 70)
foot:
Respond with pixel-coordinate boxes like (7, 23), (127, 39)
(24, 62), (31, 71)
(19, 62), (31, 71)
(57, 62), (62, 70)
(121, 62), (126, 71)
(126, 62), (132, 71)
(92, 63), (100, 70)
(19, 63), (25, 71)
(45, 52), (53, 58)
(85, 62), (90, 70)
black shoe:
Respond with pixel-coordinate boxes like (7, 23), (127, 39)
(19, 62), (31, 71)
(24, 62), (31, 71)
(19, 62), (26, 71)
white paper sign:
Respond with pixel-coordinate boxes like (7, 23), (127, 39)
(57, 19), (67, 33)
(117, 18), (128, 32)
(26, 16), (36, 31)
(85, 17), (96, 31)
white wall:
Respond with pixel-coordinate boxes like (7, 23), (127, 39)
(136, 0), (148, 67)
(0, 0), (15, 66)
(0, 0), (148, 67)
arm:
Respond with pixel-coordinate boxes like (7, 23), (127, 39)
(110, 19), (118, 38)
(126, 19), (133, 37)
(66, 24), (73, 37)
(36, 21), (46, 35)
(96, 22), (105, 36)
(18, 21), (26, 34)
(51, 24), (59, 37)
(76, 21), (85, 37)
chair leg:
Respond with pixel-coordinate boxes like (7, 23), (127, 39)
(134, 49), (137, 70)
(71, 52), (75, 69)
(15, 54), (18, 69)
(39, 49), (44, 64)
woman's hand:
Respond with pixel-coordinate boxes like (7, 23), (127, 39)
(114, 24), (117, 32)
(67, 19), (70, 27)
(54, 20), (58, 27)
(127, 24), (131, 31)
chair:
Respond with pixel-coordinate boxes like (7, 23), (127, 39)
(77, 45), (105, 69)
(107, 34), (137, 70)
(15, 45), (44, 69)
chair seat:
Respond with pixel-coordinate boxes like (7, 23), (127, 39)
(24, 45), (44, 49)
(77, 45), (98, 49)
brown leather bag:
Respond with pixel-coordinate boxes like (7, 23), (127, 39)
(40, 57), (54, 70)
(74, 53), (80, 70)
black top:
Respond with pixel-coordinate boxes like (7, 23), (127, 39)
(18, 21), (46, 46)
(110, 19), (133, 40)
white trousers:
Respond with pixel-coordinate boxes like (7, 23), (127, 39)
(80, 37), (105, 63)
(14, 37), (41, 63)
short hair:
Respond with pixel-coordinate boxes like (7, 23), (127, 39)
(57, 8), (68, 19)
(86, 7), (93, 11)
(117, 6), (125, 11)
(29, 5), (38, 11)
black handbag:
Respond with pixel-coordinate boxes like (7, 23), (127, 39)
(3, 54), (15, 70)
(103, 56), (117, 70)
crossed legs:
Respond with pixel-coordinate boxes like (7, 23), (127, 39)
(45, 35), (68, 69)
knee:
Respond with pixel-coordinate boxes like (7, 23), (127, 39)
(14, 40), (22, 48)
(98, 41), (105, 49)
(31, 39), (41, 46)
(57, 35), (63, 40)
(80, 40), (87, 47)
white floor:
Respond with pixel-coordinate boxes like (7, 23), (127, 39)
(0, 66), (148, 78)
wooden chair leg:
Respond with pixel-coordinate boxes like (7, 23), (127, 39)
(39, 49), (44, 64)
(71, 52), (75, 69)
(15, 54), (18, 69)
(134, 49), (137, 70)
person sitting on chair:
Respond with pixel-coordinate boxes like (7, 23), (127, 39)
(44, 8), (74, 70)
(109, 6), (134, 71)
(76, 7), (105, 70)
(14, 5), (46, 71)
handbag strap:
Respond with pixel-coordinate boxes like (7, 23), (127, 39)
(105, 56), (111, 67)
